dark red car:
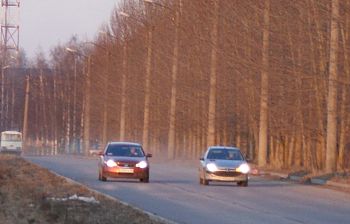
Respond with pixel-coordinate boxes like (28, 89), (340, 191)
(98, 142), (152, 183)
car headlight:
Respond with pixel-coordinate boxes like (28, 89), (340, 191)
(206, 163), (218, 172)
(105, 159), (117, 168)
(136, 161), (148, 169)
(237, 163), (250, 174)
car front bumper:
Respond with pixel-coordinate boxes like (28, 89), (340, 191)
(205, 171), (248, 182)
(102, 166), (149, 179)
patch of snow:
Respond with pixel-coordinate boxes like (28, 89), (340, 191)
(47, 194), (99, 204)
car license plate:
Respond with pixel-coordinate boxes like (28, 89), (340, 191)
(118, 168), (134, 173)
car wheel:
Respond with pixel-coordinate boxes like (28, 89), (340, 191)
(203, 178), (209, 186)
(99, 170), (107, 182)
(140, 177), (149, 183)
(237, 181), (248, 187)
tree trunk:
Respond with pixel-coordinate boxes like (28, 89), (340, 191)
(294, 134), (302, 167)
(72, 58), (77, 153)
(168, 0), (182, 159)
(307, 0), (327, 170)
(65, 73), (71, 154)
(338, 22), (349, 170)
(53, 74), (58, 155)
(325, 0), (339, 173)
(120, 44), (127, 141)
(207, 0), (219, 147)
(102, 75), (108, 146)
(258, 0), (270, 167)
(39, 70), (49, 154)
(83, 57), (91, 155)
(142, 28), (153, 151)
(286, 17), (303, 169)
(270, 136), (275, 166)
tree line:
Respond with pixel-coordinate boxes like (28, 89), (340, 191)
(1, 0), (349, 173)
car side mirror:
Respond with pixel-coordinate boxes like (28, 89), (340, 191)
(146, 153), (152, 158)
(98, 151), (104, 156)
(245, 157), (252, 163)
(199, 157), (204, 161)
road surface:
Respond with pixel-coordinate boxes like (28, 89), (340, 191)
(25, 155), (350, 224)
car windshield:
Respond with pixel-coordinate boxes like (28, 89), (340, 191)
(105, 145), (144, 157)
(207, 148), (243, 160)
(1, 133), (22, 141)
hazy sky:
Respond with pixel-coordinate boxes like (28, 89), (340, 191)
(20, 0), (118, 59)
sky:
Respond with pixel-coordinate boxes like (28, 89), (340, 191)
(18, 0), (118, 59)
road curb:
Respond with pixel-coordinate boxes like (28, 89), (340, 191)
(258, 169), (350, 189)
(257, 170), (289, 179)
(263, 170), (350, 190)
(310, 178), (327, 185)
(268, 172), (289, 179)
(326, 180), (350, 189)
(289, 175), (304, 181)
(25, 159), (178, 224)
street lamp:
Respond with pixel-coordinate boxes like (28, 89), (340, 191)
(66, 47), (77, 53)
(119, 11), (130, 18)
(65, 46), (94, 156)
(99, 31), (128, 141)
(84, 37), (112, 147)
(119, 10), (153, 150)
(65, 47), (79, 154)
(144, 0), (182, 158)
(144, 0), (173, 11)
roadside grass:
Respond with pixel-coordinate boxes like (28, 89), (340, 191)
(0, 154), (165, 224)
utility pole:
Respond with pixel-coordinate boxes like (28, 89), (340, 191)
(22, 72), (29, 151)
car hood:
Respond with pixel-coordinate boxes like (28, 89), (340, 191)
(206, 159), (245, 169)
(104, 156), (145, 163)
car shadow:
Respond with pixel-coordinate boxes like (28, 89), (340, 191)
(206, 180), (302, 188)
(100, 179), (144, 183)
(151, 179), (194, 184)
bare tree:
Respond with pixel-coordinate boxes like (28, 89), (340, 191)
(326, 0), (339, 173)
(207, 0), (219, 147)
(258, 0), (270, 167)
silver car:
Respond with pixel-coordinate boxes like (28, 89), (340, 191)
(199, 146), (250, 186)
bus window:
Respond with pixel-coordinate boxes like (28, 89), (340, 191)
(2, 133), (21, 141)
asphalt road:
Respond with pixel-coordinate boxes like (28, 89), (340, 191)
(25, 155), (350, 224)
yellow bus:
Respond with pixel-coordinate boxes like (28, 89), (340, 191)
(0, 131), (22, 154)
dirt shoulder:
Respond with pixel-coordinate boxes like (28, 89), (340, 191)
(249, 163), (350, 192)
(0, 154), (166, 224)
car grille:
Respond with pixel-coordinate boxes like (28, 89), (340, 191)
(116, 161), (136, 168)
(212, 171), (242, 177)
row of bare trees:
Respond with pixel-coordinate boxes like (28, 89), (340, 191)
(7, 0), (350, 172)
